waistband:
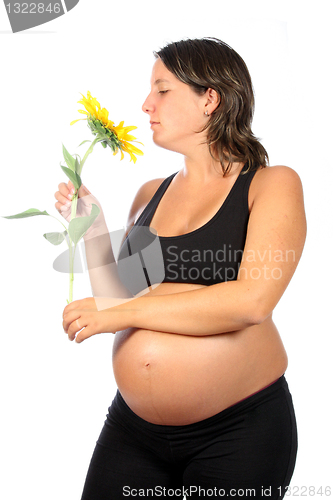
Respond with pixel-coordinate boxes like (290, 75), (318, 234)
(112, 375), (289, 435)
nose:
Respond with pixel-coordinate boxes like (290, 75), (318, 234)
(142, 92), (154, 115)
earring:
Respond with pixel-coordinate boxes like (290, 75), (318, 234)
(205, 110), (209, 116)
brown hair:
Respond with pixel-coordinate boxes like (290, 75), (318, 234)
(154, 38), (268, 175)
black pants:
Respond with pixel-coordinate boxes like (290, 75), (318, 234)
(81, 375), (297, 499)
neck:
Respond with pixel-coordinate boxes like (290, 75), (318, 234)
(181, 145), (244, 183)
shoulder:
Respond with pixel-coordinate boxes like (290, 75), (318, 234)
(126, 177), (167, 226)
(249, 165), (304, 210)
(252, 164), (303, 189)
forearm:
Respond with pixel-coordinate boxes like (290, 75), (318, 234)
(83, 224), (132, 299)
(121, 280), (262, 336)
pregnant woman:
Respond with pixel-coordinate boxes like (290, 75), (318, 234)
(56, 38), (306, 499)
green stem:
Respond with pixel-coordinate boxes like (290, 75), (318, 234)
(68, 240), (73, 303)
(68, 242), (76, 304)
(71, 192), (78, 219)
(66, 135), (102, 302)
(48, 212), (73, 303)
(67, 195), (79, 303)
(78, 136), (100, 176)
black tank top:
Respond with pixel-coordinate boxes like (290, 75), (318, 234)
(117, 163), (257, 295)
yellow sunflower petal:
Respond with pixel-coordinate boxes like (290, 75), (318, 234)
(86, 92), (98, 107)
(120, 143), (142, 163)
(98, 107), (109, 125)
(123, 142), (144, 156)
(113, 124), (138, 141)
(78, 92), (101, 117)
(78, 100), (96, 117)
(70, 118), (85, 126)
(121, 125), (138, 134)
(90, 96), (101, 111)
(122, 134), (137, 141)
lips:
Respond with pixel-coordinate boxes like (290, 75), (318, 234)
(150, 121), (160, 127)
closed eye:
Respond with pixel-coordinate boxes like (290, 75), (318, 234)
(158, 90), (169, 94)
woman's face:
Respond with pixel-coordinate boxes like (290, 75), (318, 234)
(142, 58), (209, 155)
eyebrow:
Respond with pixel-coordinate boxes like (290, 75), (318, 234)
(154, 79), (170, 85)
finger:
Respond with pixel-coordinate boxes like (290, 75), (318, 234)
(62, 183), (75, 199)
(69, 297), (92, 313)
(57, 182), (68, 192)
(55, 199), (71, 215)
(55, 190), (72, 206)
(67, 319), (81, 342)
(55, 183), (74, 214)
(58, 182), (73, 198)
(55, 204), (69, 216)
(66, 315), (86, 341)
(63, 300), (82, 318)
(77, 184), (91, 198)
(62, 308), (81, 333)
(69, 318), (85, 342)
(75, 325), (95, 343)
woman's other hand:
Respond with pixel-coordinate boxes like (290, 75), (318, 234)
(62, 297), (135, 343)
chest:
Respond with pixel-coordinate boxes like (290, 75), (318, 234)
(149, 177), (238, 237)
(117, 168), (256, 294)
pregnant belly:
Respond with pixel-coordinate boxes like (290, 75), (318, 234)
(112, 284), (288, 425)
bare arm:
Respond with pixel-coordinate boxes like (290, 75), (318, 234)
(82, 177), (166, 299)
(82, 225), (131, 298)
(108, 166), (307, 335)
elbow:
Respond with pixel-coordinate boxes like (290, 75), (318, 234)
(232, 282), (273, 328)
(242, 295), (272, 326)
(250, 313), (266, 326)
(247, 301), (272, 326)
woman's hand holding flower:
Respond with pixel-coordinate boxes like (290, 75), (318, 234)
(55, 180), (106, 236)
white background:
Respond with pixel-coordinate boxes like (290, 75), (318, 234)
(0, 0), (332, 498)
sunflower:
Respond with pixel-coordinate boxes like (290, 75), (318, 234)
(70, 91), (143, 163)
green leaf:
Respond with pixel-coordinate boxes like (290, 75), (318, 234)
(60, 165), (82, 191)
(62, 144), (76, 172)
(78, 140), (91, 147)
(43, 230), (67, 245)
(68, 204), (100, 245)
(1, 208), (50, 219)
(74, 157), (80, 174)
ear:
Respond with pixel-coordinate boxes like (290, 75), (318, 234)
(204, 88), (220, 116)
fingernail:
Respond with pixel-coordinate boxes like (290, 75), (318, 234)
(66, 201), (71, 207)
(70, 188), (75, 194)
(67, 193), (73, 200)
